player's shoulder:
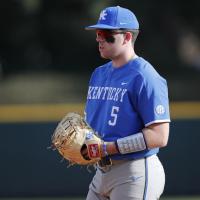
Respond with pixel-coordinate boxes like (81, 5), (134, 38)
(89, 61), (112, 82)
(131, 57), (157, 75)
(95, 61), (112, 71)
(131, 57), (166, 81)
(129, 57), (167, 89)
(92, 61), (112, 75)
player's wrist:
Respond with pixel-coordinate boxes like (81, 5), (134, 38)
(101, 142), (108, 157)
(101, 141), (119, 156)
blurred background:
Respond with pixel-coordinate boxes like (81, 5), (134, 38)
(0, 0), (199, 199)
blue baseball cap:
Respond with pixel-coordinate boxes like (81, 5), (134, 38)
(85, 6), (139, 30)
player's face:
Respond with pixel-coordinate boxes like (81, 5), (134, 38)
(96, 29), (126, 59)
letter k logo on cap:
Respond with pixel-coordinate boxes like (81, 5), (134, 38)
(99, 10), (107, 20)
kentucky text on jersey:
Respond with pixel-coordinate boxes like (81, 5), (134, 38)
(87, 86), (127, 102)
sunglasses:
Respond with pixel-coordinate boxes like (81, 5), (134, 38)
(96, 30), (126, 43)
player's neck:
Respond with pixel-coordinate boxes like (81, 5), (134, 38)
(112, 48), (136, 68)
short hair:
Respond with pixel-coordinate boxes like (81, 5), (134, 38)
(130, 30), (139, 44)
(118, 29), (139, 44)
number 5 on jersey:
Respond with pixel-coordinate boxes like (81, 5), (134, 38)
(108, 106), (119, 126)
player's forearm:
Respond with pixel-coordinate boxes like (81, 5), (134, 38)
(103, 122), (169, 156)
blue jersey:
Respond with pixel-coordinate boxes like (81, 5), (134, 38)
(85, 57), (170, 160)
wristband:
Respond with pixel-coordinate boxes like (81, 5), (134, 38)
(116, 132), (147, 154)
(102, 142), (109, 156)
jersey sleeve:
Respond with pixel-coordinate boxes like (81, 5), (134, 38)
(134, 74), (171, 127)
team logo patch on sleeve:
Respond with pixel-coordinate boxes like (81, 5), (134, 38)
(155, 105), (165, 115)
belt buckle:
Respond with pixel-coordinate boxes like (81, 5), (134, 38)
(98, 157), (112, 167)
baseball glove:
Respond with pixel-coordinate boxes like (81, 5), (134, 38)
(51, 112), (103, 165)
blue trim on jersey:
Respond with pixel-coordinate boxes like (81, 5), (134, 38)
(85, 57), (170, 160)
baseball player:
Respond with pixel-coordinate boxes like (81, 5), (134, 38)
(84, 6), (170, 200)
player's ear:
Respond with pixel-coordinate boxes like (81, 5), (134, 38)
(123, 32), (132, 44)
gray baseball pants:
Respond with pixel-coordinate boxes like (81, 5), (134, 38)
(86, 155), (165, 200)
